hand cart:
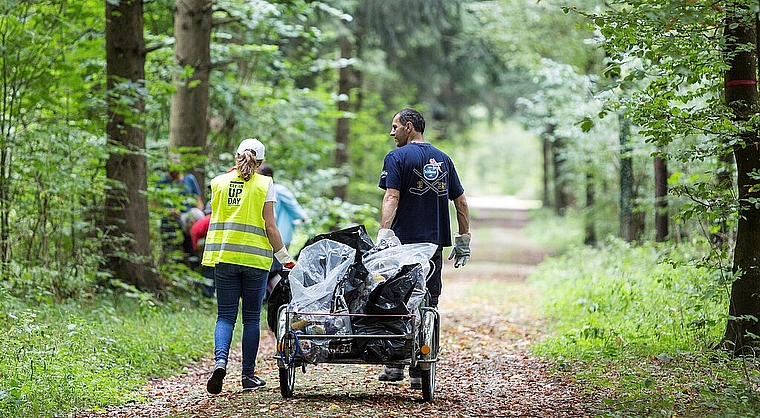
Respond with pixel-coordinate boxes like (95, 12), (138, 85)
(273, 298), (440, 402)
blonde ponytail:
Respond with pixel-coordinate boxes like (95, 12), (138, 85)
(235, 150), (263, 181)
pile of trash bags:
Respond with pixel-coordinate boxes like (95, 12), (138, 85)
(268, 225), (437, 363)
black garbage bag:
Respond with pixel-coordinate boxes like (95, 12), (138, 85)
(300, 225), (374, 313)
(300, 224), (374, 254)
(356, 322), (413, 362)
(353, 264), (424, 362)
(363, 264), (422, 315)
(267, 270), (291, 332)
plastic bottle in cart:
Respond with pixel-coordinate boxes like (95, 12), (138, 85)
(291, 319), (309, 331)
(305, 324), (325, 334)
(325, 317), (346, 334)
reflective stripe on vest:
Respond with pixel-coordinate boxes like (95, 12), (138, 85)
(203, 241), (273, 258)
(207, 221), (267, 237)
(202, 171), (273, 270)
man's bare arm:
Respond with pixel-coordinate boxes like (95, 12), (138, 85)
(380, 188), (401, 229)
(453, 193), (470, 235)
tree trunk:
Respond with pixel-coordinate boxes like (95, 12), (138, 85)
(541, 125), (552, 209)
(169, 0), (212, 194)
(654, 154), (668, 242)
(619, 114), (634, 242)
(551, 130), (570, 215)
(584, 169), (597, 246)
(721, 4), (760, 354)
(104, 0), (163, 293)
(0, 141), (8, 268)
(333, 35), (354, 199)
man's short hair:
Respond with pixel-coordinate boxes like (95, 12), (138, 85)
(396, 108), (425, 134)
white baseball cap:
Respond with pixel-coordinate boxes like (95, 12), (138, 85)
(236, 138), (265, 161)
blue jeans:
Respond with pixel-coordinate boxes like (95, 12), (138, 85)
(213, 262), (268, 376)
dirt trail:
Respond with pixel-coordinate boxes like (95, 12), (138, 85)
(77, 203), (602, 418)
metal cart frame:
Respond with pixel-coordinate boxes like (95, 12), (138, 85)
(273, 301), (441, 402)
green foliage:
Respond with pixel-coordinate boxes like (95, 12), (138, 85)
(579, 0), (736, 155)
(532, 237), (727, 356)
(0, 0), (109, 297)
(515, 57), (653, 236)
(529, 235), (760, 416)
(570, 353), (760, 417)
(7, 1), (760, 415)
(286, 167), (380, 253)
(354, 0), (522, 136)
(511, 0), (747, 247)
(669, 170), (740, 239)
(0, 291), (215, 417)
(343, 89), (402, 206)
(564, 1), (748, 246)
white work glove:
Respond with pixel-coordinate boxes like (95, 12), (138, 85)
(274, 247), (295, 269)
(376, 228), (395, 244)
(448, 233), (471, 268)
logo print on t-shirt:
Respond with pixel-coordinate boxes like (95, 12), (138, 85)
(423, 158), (443, 180)
(411, 158), (447, 196)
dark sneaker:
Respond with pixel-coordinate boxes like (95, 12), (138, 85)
(242, 374), (266, 391)
(206, 360), (227, 395)
(410, 377), (422, 389)
(378, 365), (404, 382)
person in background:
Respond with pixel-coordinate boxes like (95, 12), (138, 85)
(157, 154), (205, 260)
(202, 138), (296, 394)
(190, 212), (214, 298)
(181, 208), (206, 239)
(256, 163), (309, 295)
(255, 163), (308, 250)
(179, 207), (206, 276)
(376, 108), (471, 388)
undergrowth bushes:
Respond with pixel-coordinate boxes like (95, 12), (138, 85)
(529, 234), (760, 416)
(531, 237), (727, 357)
(0, 290), (214, 417)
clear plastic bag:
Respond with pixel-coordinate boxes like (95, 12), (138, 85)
(362, 242), (438, 287)
(288, 239), (355, 314)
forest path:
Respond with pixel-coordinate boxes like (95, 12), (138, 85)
(77, 197), (605, 417)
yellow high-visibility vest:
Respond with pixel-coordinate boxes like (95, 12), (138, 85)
(202, 170), (273, 270)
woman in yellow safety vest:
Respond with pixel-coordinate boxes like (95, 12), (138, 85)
(202, 137), (296, 395)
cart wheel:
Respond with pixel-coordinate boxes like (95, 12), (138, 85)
(421, 363), (435, 402)
(277, 331), (297, 398)
(279, 365), (296, 398)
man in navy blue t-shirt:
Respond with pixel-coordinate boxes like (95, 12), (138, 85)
(376, 108), (471, 387)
